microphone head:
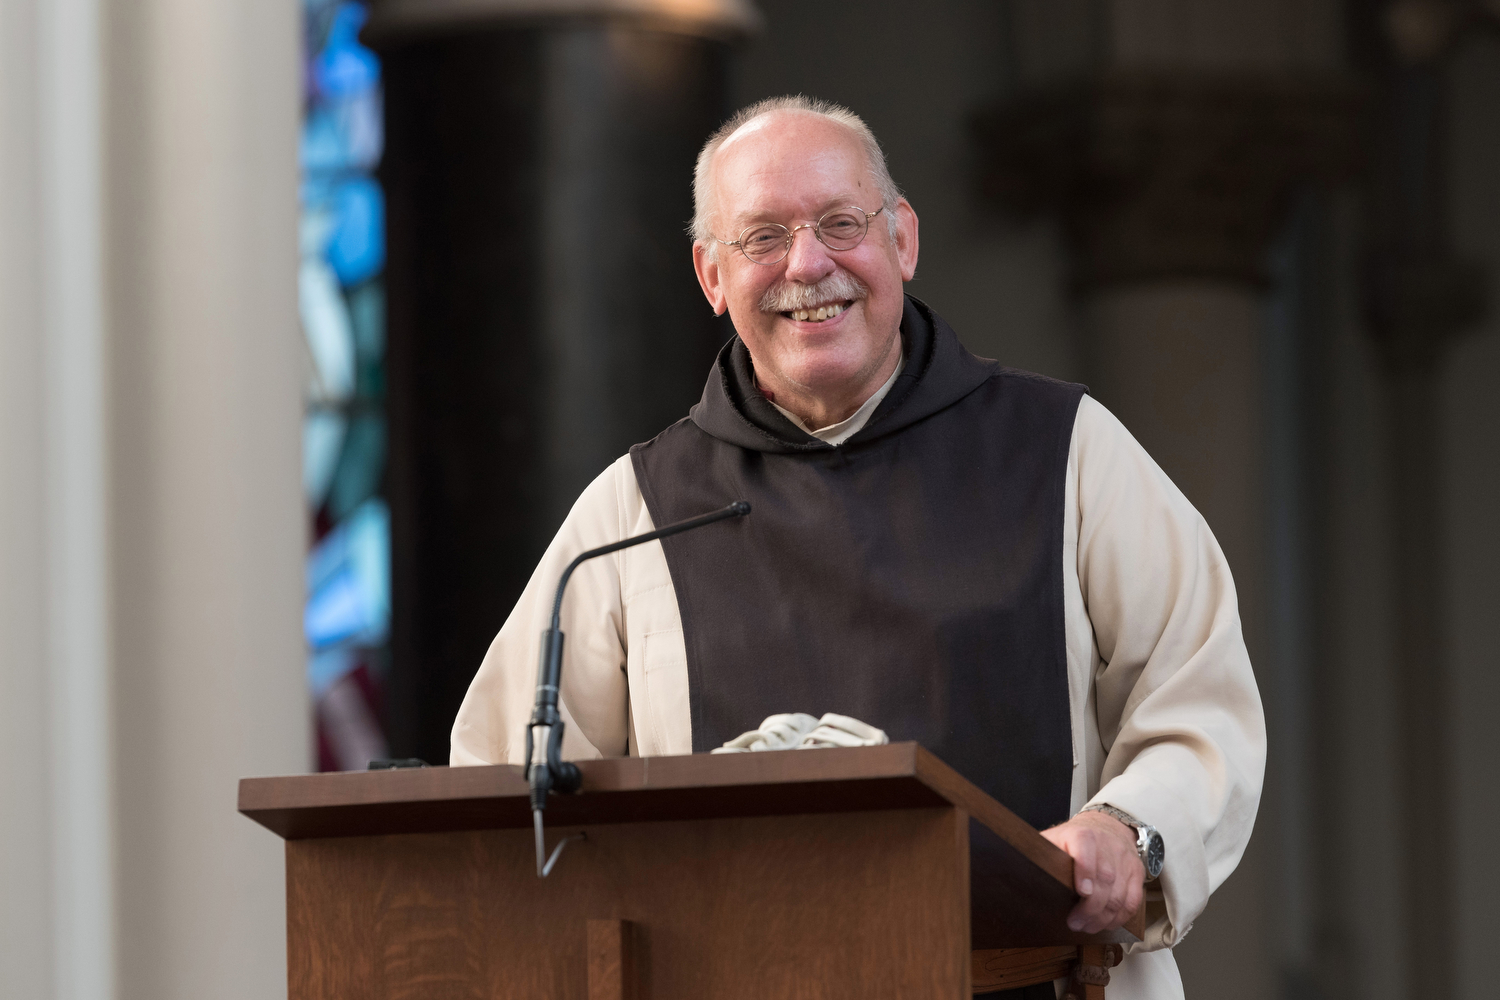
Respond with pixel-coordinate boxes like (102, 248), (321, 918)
(730, 500), (751, 516)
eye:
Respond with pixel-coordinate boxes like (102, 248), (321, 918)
(820, 213), (864, 242)
(741, 226), (785, 251)
(738, 226), (786, 260)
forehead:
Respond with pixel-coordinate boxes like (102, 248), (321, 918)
(712, 113), (878, 225)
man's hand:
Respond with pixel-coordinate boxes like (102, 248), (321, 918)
(1041, 810), (1145, 933)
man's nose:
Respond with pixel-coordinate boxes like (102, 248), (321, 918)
(781, 225), (836, 283)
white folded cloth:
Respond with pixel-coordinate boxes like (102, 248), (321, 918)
(710, 712), (889, 753)
(798, 712), (889, 748)
(710, 713), (819, 752)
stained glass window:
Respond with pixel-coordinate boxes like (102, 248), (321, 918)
(301, 0), (390, 771)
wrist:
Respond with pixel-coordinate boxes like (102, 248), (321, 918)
(1077, 805), (1133, 834)
(1081, 803), (1166, 880)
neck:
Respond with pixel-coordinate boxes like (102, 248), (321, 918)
(754, 336), (902, 430)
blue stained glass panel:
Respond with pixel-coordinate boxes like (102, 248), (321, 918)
(325, 177), (385, 286)
(300, 0), (390, 771)
(312, 3), (380, 98)
(306, 498), (390, 650)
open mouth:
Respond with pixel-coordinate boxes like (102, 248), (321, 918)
(780, 300), (851, 323)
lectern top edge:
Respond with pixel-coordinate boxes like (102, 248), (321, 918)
(237, 742), (1072, 889)
(241, 742), (1144, 948)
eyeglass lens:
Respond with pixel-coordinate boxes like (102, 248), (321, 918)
(738, 208), (871, 264)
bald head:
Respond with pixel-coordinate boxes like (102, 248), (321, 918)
(691, 96), (901, 255)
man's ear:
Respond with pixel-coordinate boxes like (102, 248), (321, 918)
(693, 242), (728, 315)
(894, 198), (919, 282)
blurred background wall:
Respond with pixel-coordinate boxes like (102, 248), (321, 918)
(1, 1), (1498, 999)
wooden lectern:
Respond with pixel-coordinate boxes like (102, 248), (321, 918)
(239, 743), (1142, 999)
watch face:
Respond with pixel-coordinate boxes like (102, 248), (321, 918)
(1145, 831), (1165, 879)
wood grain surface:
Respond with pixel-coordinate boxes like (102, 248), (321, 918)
(971, 946), (1076, 994)
(248, 744), (1141, 969)
(243, 743), (980, 840)
(285, 809), (969, 1000)
(587, 919), (634, 1000)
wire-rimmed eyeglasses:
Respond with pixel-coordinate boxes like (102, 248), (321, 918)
(716, 206), (884, 265)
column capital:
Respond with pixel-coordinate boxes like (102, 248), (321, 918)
(974, 72), (1364, 290)
(365, 0), (764, 47)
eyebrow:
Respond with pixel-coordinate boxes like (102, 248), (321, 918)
(729, 197), (866, 229)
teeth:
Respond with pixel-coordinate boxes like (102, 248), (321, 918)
(789, 302), (846, 323)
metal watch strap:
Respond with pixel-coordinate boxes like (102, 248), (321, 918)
(1081, 803), (1142, 830)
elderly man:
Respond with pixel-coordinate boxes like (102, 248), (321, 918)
(452, 96), (1264, 1000)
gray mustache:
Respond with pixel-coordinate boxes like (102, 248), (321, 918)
(757, 271), (869, 313)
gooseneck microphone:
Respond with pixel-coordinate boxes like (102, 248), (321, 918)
(525, 500), (751, 876)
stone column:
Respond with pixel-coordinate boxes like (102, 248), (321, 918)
(106, 2), (308, 997)
(979, 75), (1357, 573)
(365, 0), (759, 763)
(4, 1), (307, 998)
(976, 10), (1361, 995)
(1354, 4), (1489, 998)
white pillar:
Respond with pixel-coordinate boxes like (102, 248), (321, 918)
(107, 1), (306, 997)
(0, 0), (306, 997)
(2, 0), (114, 994)
(0, 0), (58, 986)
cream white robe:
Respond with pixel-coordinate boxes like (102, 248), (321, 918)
(451, 393), (1266, 1000)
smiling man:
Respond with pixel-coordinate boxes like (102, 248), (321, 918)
(452, 96), (1264, 1000)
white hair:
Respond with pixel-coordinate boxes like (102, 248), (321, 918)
(690, 95), (902, 258)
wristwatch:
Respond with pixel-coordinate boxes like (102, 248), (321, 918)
(1081, 803), (1165, 880)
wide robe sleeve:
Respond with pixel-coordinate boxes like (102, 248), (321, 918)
(1071, 395), (1266, 951)
(450, 459), (634, 766)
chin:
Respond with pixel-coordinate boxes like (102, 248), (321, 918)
(777, 353), (871, 392)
